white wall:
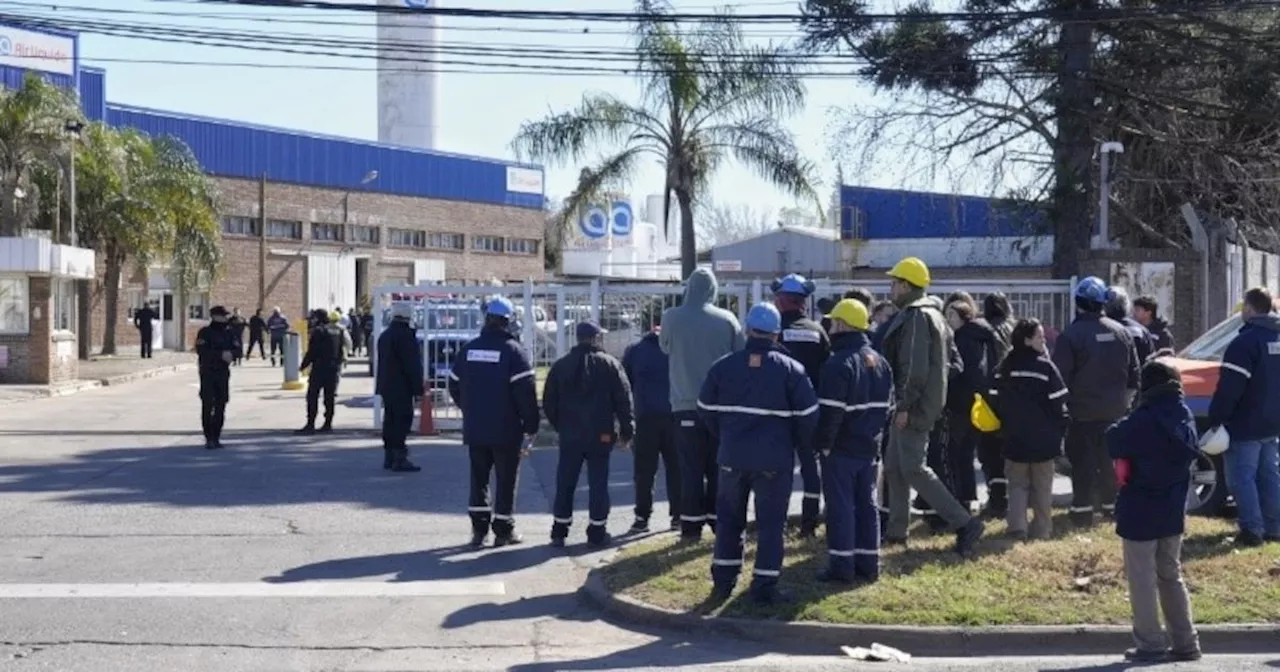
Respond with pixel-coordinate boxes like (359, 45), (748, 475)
(848, 236), (1054, 268)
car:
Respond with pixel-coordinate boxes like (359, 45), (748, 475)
(1161, 310), (1251, 517)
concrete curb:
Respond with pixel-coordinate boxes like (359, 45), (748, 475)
(0, 363), (196, 406)
(98, 363), (196, 387)
(578, 568), (1280, 656)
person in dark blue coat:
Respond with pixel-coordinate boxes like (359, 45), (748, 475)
(989, 318), (1067, 540)
(622, 323), (681, 533)
(1107, 286), (1155, 365)
(697, 303), (819, 604)
(447, 296), (541, 548)
(543, 321), (635, 548)
(376, 303), (424, 473)
(1106, 359), (1202, 663)
(1207, 287), (1280, 547)
(814, 299), (893, 584)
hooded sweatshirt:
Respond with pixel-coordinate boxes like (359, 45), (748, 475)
(659, 269), (745, 412)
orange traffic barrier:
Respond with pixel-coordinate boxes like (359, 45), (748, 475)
(419, 390), (436, 435)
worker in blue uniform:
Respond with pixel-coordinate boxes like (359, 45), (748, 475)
(814, 299), (894, 583)
(447, 296), (542, 548)
(698, 303), (819, 604)
(772, 273), (831, 537)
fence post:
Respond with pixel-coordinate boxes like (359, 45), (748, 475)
(555, 286), (567, 359)
(589, 278), (601, 323)
(750, 279), (762, 309)
(522, 280), (535, 359)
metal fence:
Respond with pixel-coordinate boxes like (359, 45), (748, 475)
(369, 277), (1073, 431)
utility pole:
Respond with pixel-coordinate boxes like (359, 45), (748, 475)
(258, 172), (267, 311)
(64, 120), (88, 360)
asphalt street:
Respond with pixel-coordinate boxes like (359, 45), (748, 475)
(0, 362), (1276, 671)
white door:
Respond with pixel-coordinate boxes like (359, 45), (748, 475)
(413, 259), (445, 284)
(307, 253), (356, 313)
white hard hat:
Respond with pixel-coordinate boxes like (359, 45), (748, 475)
(390, 303), (413, 321)
(1199, 425), (1230, 456)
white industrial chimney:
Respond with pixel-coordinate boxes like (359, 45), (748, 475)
(376, 0), (440, 150)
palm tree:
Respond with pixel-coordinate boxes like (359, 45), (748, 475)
(511, 0), (820, 278)
(0, 74), (83, 237)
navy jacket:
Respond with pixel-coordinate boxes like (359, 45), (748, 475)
(814, 331), (894, 460)
(543, 343), (635, 446)
(1106, 384), (1200, 541)
(779, 310), (832, 389)
(948, 319), (999, 414)
(622, 333), (671, 416)
(1118, 316), (1155, 365)
(1208, 314), (1280, 441)
(869, 323), (886, 353)
(376, 320), (423, 401)
(1147, 317), (1175, 353)
(697, 337), (819, 472)
(1052, 312), (1139, 422)
(447, 327), (541, 447)
(990, 347), (1068, 463)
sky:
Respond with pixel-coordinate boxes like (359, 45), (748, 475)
(23, 0), (984, 222)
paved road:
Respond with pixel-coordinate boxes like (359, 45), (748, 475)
(1, 364), (1276, 671)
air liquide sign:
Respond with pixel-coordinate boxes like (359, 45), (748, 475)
(0, 26), (75, 77)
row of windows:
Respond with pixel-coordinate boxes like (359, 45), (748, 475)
(219, 216), (539, 255)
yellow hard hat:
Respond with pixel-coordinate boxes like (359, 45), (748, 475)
(887, 256), (931, 288)
(826, 299), (870, 331)
(971, 393), (1002, 432)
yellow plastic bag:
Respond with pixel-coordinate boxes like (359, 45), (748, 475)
(971, 392), (1001, 433)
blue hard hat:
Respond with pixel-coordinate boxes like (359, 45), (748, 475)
(485, 296), (514, 318)
(745, 303), (782, 334)
(771, 273), (816, 296)
(1074, 276), (1111, 303)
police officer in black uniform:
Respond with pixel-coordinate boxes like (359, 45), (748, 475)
(195, 306), (237, 450)
(377, 302), (424, 472)
(297, 308), (347, 434)
(448, 296), (541, 548)
(772, 273), (831, 536)
(134, 303), (157, 359)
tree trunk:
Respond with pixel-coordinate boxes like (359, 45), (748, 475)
(101, 252), (122, 356)
(1050, 5), (1098, 279)
(77, 280), (92, 359)
(677, 190), (696, 280)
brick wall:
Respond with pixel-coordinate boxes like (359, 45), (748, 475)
(0, 337), (29, 383)
(89, 176), (547, 348)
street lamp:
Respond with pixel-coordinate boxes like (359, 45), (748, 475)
(64, 120), (84, 247)
(1095, 141), (1124, 250)
(342, 170), (380, 224)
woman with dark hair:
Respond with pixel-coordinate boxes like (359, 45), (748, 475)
(978, 291), (1015, 517)
(990, 318), (1069, 540)
(944, 299), (1001, 511)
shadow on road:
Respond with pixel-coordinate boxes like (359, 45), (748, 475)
(263, 542), (598, 583)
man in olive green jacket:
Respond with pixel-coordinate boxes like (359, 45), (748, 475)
(880, 257), (985, 556)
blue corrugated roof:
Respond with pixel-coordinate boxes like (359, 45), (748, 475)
(840, 185), (1046, 240)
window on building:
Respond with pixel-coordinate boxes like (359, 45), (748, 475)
(472, 235), (504, 253)
(52, 278), (76, 332)
(347, 224), (380, 245)
(388, 228), (426, 249)
(266, 219), (303, 240)
(188, 293), (210, 320)
(427, 232), (464, 250)
(221, 215), (259, 237)
(506, 238), (540, 255)
(312, 223), (345, 242)
(0, 277), (29, 333)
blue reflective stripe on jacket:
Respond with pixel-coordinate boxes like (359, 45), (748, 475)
(696, 337), (819, 472)
(622, 333), (671, 416)
(1208, 314), (1280, 441)
(814, 331), (894, 461)
(447, 327), (541, 447)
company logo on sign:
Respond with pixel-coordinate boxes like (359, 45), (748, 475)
(505, 166), (544, 195)
(579, 201), (635, 240)
(403, 0), (430, 7)
(0, 26), (74, 76)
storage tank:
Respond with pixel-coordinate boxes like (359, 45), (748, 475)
(376, 0), (440, 150)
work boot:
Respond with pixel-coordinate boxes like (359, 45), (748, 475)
(295, 423), (316, 435)
(628, 517), (650, 534)
(1235, 530), (1265, 548)
(493, 532), (524, 547)
(204, 440), (218, 450)
(318, 421), (333, 434)
(469, 531), (489, 549)
(550, 536), (566, 548)
(955, 518), (985, 557)
(815, 569), (855, 585)
(382, 450), (394, 470)
(391, 456), (421, 473)
(750, 586), (792, 606)
(586, 533), (613, 549)
(270, 356), (276, 366)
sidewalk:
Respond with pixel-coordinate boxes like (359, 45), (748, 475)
(0, 349), (195, 406)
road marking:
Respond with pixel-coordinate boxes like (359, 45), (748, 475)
(0, 581), (506, 598)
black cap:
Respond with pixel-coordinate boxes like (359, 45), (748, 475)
(209, 305), (229, 317)
(310, 308), (330, 323)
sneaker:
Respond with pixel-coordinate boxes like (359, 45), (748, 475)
(955, 518), (985, 556)
(1123, 648), (1167, 662)
(1236, 530), (1265, 548)
(628, 518), (650, 534)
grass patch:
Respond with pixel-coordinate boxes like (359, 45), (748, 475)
(601, 515), (1280, 626)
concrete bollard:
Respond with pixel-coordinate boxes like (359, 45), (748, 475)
(282, 331), (306, 391)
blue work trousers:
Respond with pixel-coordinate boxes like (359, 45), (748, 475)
(551, 441), (613, 543)
(711, 466), (791, 596)
(675, 411), (718, 538)
(822, 454), (880, 581)
(798, 448), (822, 531)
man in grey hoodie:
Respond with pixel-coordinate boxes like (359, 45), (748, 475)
(660, 268), (746, 540)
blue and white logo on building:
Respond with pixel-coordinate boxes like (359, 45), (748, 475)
(0, 37), (12, 57)
(580, 205), (609, 239)
(611, 200), (633, 237)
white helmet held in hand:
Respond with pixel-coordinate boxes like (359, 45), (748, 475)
(1199, 425), (1230, 456)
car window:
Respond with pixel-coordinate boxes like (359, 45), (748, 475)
(1180, 315), (1243, 361)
